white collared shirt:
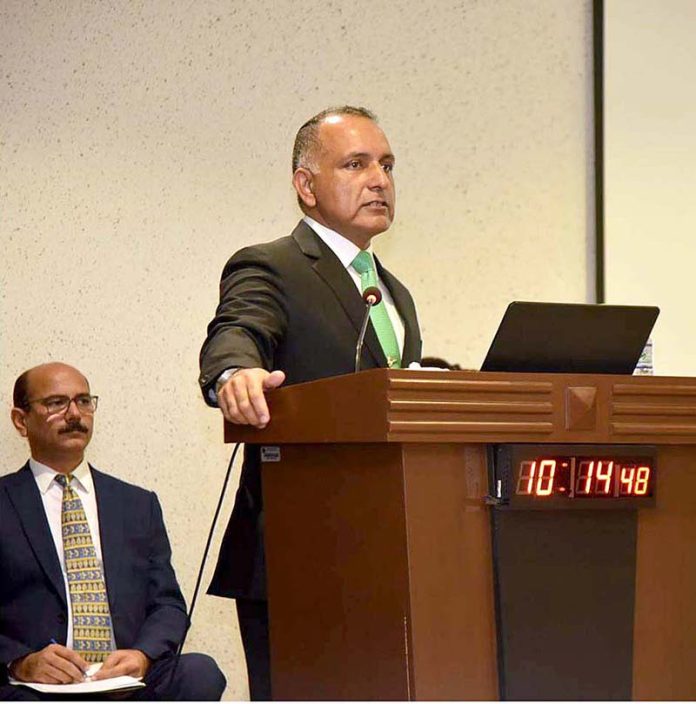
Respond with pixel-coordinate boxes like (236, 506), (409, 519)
(29, 458), (114, 650)
(303, 215), (406, 355)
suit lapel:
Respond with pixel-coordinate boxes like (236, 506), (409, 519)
(293, 222), (387, 367)
(5, 463), (66, 605)
(92, 468), (124, 613)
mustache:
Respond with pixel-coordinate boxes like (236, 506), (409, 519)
(58, 421), (89, 435)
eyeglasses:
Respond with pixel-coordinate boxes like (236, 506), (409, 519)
(26, 394), (99, 415)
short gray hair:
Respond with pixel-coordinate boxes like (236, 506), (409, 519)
(292, 105), (378, 173)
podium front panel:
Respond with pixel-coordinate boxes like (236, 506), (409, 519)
(262, 442), (498, 700)
(230, 370), (696, 700)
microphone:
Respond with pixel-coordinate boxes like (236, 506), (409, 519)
(355, 286), (383, 373)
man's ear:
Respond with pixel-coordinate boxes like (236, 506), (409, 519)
(11, 408), (29, 437)
(293, 168), (316, 208)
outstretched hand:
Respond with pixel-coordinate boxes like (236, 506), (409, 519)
(217, 368), (286, 428)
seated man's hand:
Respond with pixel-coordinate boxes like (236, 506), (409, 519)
(10, 643), (89, 684)
(217, 368), (286, 428)
(93, 649), (151, 680)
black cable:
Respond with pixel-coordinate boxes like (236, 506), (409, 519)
(166, 441), (242, 689)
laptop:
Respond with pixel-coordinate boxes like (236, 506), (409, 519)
(481, 301), (659, 374)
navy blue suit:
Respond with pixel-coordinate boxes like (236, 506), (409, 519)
(0, 463), (225, 700)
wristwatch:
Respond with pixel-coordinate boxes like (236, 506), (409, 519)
(215, 367), (241, 395)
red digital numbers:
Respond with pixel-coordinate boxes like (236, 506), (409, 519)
(515, 460), (558, 496)
(595, 461), (614, 495)
(635, 466), (650, 495)
(617, 465), (651, 496)
(536, 460), (556, 496)
(575, 460), (595, 495)
(619, 466), (636, 495)
(515, 457), (652, 498)
(516, 460), (537, 495)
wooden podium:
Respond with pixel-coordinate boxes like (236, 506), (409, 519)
(225, 369), (696, 700)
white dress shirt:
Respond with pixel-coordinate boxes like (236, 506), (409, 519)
(29, 458), (115, 650)
(303, 215), (406, 355)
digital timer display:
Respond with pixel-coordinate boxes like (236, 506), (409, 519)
(492, 444), (657, 509)
(515, 458), (652, 498)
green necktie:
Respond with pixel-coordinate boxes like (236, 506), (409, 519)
(55, 473), (113, 663)
(351, 250), (402, 368)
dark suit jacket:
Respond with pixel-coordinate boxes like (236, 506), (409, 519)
(199, 221), (422, 600)
(0, 463), (188, 683)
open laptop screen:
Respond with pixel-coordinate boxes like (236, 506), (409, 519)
(481, 302), (659, 374)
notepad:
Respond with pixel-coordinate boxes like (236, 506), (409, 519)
(10, 672), (145, 695)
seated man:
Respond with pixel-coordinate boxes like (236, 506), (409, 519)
(0, 362), (226, 701)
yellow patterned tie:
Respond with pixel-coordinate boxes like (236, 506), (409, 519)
(55, 473), (113, 663)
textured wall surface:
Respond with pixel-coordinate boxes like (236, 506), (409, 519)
(1, 1), (593, 698)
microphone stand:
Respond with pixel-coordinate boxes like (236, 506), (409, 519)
(355, 286), (382, 373)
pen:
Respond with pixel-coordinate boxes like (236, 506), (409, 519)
(49, 638), (88, 679)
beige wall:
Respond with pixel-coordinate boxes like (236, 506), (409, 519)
(605, 0), (696, 376)
(0, 1), (593, 698)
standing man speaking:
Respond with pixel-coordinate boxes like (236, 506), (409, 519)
(199, 106), (422, 700)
